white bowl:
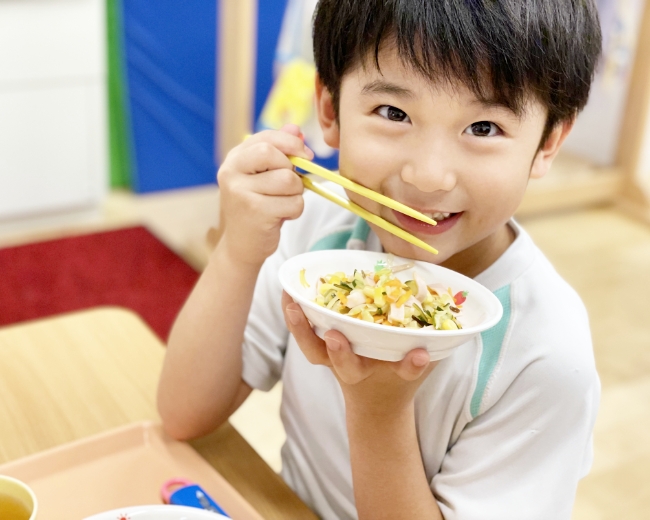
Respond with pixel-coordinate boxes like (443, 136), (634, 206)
(83, 505), (228, 520)
(279, 250), (502, 361)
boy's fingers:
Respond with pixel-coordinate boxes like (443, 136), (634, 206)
(391, 348), (435, 381)
(280, 124), (306, 143)
(244, 168), (304, 197)
(250, 193), (305, 223)
(242, 130), (314, 161)
(282, 292), (331, 367)
(323, 330), (370, 385)
(226, 141), (296, 176)
(281, 290), (293, 327)
(225, 187), (303, 225)
(280, 123), (302, 136)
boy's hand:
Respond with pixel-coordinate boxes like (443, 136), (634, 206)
(282, 292), (438, 412)
(217, 124), (314, 267)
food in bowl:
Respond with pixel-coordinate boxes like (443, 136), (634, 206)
(309, 261), (467, 330)
(280, 250), (502, 362)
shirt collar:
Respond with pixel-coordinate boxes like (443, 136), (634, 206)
(346, 218), (535, 291)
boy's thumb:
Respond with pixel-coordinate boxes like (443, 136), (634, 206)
(280, 123), (304, 140)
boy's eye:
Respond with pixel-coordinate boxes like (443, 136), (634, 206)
(464, 121), (501, 137)
(377, 105), (411, 123)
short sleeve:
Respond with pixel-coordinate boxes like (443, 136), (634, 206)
(432, 354), (600, 520)
(241, 244), (290, 391)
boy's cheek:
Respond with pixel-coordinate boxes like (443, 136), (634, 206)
(338, 143), (398, 190)
(337, 137), (384, 208)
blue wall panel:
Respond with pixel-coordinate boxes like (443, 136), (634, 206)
(123, 0), (217, 193)
(254, 0), (339, 170)
(254, 0), (290, 124)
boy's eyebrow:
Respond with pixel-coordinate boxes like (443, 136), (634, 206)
(471, 98), (520, 117)
(361, 80), (415, 99)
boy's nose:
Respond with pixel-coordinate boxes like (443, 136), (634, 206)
(400, 155), (457, 193)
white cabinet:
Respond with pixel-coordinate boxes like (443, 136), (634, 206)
(0, 0), (107, 221)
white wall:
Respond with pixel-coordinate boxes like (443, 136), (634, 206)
(0, 0), (107, 221)
(564, 0), (646, 166)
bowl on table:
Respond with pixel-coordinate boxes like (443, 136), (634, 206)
(83, 505), (228, 519)
(279, 250), (503, 362)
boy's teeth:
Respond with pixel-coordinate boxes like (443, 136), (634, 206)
(424, 212), (451, 220)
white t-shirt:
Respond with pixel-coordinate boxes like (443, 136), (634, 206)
(241, 187), (600, 520)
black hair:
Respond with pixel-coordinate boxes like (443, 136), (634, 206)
(313, 0), (602, 145)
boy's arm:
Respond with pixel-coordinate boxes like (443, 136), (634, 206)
(283, 293), (443, 519)
(157, 127), (313, 440)
(346, 398), (443, 520)
(157, 246), (259, 440)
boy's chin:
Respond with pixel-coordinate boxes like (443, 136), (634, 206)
(379, 234), (446, 264)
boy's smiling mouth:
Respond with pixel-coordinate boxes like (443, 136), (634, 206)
(421, 211), (452, 221)
(393, 209), (462, 236)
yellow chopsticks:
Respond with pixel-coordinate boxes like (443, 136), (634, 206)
(302, 176), (438, 255)
(241, 135), (437, 254)
(290, 157), (437, 226)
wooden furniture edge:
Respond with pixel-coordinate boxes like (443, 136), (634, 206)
(617, 0), (650, 210)
(615, 197), (650, 225)
(0, 305), (146, 333)
(517, 167), (622, 217)
(218, 0), (257, 161)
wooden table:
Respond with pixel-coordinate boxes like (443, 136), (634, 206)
(0, 307), (317, 520)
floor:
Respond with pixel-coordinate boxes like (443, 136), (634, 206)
(1, 187), (649, 520)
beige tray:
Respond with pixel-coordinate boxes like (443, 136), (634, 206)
(0, 421), (264, 520)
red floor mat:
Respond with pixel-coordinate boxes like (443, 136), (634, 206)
(0, 226), (199, 340)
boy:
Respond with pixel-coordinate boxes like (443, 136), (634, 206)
(158, 1), (602, 518)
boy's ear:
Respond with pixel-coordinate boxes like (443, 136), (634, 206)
(315, 75), (340, 149)
(530, 119), (574, 179)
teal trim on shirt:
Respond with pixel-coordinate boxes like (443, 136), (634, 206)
(309, 218), (370, 252)
(350, 218), (371, 242)
(309, 229), (353, 251)
(470, 285), (512, 418)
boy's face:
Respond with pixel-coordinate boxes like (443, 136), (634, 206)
(316, 48), (570, 277)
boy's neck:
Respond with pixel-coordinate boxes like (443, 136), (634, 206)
(441, 222), (516, 279)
